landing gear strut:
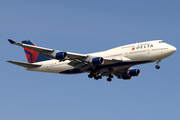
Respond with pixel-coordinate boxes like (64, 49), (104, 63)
(155, 60), (161, 69)
(107, 74), (113, 82)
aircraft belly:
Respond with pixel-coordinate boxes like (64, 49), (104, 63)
(49, 63), (74, 73)
(26, 62), (74, 73)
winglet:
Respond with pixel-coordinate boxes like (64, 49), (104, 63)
(8, 39), (16, 44)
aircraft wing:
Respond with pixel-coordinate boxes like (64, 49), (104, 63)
(8, 39), (130, 70)
(8, 39), (88, 60)
(8, 39), (54, 53)
(7, 60), (41, 68)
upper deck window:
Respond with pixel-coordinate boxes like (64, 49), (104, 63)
(159, 41), (165, 43)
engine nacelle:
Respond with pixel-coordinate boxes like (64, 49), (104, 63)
(54, 52), (68, 60)
(118, 73), (133, 80)
(127, 69), (140, 76)
(90, 57), (104, 65)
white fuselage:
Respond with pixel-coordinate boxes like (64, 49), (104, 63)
(26, 40), (176, 74)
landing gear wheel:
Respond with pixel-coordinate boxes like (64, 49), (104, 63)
(93, 75), (102, 80)
(88, 74), (93, 78)
(155, 60), (161, 69)
(109, 74), (113, 78)
(94, 75), (99, 80)
(98, 75), (102, 79)
(107, 78), (112, 82)
(155, 65), (160, 69)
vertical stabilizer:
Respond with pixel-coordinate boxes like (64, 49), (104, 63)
(22, 40), (51, 63)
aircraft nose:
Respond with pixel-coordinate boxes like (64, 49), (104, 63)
(169, 45), (177, 54)
(171, 46), (176, 53)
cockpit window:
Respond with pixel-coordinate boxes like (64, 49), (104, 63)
(159, 41), (165, 43)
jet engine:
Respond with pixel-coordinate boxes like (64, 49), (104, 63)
(90, 57), (104, 65)
(118, 69), (140, 80)
(127, 69), (140, 76)
(118, 73), (133, 80)
(53, 52), (68, 60)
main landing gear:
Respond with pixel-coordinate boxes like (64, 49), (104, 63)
(94, 75), (102, 80)
(88, 70), (102, 80)
(88, 73), (113, 82)
(88, 68), (114, 82)
(155, 60), (161, 69)
(88, 74), (102, 80)
(107, 74), (113, 82)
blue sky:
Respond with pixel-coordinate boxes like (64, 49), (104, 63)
(0, 0), (180, 120)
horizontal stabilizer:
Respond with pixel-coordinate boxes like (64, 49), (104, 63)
(7, 60), (41, 68)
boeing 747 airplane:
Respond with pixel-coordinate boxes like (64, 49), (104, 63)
(7, 39), (176, 82)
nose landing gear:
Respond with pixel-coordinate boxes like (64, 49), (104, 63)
(155, 60), (161, 69)
(155, 65), (160, 69)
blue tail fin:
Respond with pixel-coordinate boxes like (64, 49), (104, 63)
(22, 40), (51, 63)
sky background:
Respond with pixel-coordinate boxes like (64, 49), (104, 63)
(0, 0), (180, 120)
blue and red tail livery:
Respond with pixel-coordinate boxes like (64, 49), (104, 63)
(22, 40), (50, 63)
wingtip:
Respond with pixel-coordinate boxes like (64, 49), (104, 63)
(8, 39), (16, 44)
(6, 60), (13, 64)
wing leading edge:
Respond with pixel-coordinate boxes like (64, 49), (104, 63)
(8, 39), (88, 60)
(8, 39), (126, 64)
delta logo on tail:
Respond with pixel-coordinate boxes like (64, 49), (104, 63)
(22, 40), (50, 63)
